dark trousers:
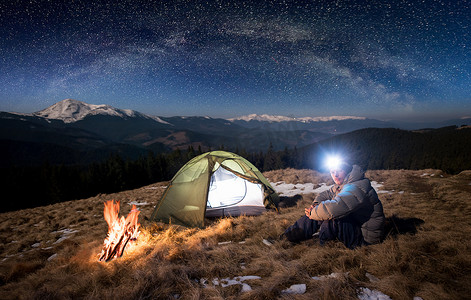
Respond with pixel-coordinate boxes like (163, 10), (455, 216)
(282, 215), (364, 249)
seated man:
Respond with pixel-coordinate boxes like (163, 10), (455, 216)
(282, 161), (385, 249)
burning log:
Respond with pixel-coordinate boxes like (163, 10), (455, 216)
(99, 200), (140, 262)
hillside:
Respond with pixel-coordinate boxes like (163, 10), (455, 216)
(297, 126), (471, 174)
(1, 169), (470, 299)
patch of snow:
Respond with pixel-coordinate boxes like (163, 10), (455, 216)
(238, 275), (262, 281)
(271, 181), (332, 197)
(262, 239), (273, 246)
(222, 276), (261, 288)
(371, 181), (404, 194)
(51, 228), (79, 244)
(312, 272), (349, 281)
(420, 173), (439, 178)
(241, 283), (252, 292)
(281, 284), (306, 295)
(1, 254), (18, 262)
(31, 243), (41, 248)
(120, 108), (136, 117)
(47, 254), (58, 261)
(148, 115), (171, 124)
(51, 228), (79, 235)
(365, 272), (380, 282)
(357, 287), (391, 300)
(221, 278), (242, 287)
(413, 297), (424, 300)
(128, 201), (149, 206)
(238, 241), (246, 244)
(218, 241), (232, 245)
(53, 237), (68, 244)
(201, 276), (261, 292)
(371, 181), (384, 192)
(145, 186), (167, 190)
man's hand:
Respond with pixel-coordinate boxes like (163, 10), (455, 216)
(305, 205), (314, 218)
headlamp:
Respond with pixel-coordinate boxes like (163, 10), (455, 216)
(325, 155), (343, 170)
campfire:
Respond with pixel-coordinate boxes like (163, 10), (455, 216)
(99, 200), (140, 262)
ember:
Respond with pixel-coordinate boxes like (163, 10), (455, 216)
(99, 200), (140, 262)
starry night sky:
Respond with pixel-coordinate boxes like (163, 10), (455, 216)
(1, 0), (470, 121)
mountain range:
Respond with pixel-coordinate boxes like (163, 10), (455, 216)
(1, 99), (470, 166)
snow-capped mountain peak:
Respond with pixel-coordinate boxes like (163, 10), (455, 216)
(228, 114), (366, 123)
(33, 99), (132, 123)
(33, 99), (169, 124)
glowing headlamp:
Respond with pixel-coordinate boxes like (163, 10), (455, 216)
(325, 155), (343, 170)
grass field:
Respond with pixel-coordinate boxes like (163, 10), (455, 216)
(1, 168), (470, 299)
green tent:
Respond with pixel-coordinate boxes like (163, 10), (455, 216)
(150, 151), (279, 228)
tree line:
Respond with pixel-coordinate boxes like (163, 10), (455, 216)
(1, 150), (179, 213)
(246, 126), (471, 174)
(297, 126), (471, 174)
(1, 126), (470, 212)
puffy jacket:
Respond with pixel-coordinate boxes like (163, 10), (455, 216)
(309, 165), (385, 244)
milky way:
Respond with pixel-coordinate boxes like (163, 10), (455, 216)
(1, 0), (470, 120)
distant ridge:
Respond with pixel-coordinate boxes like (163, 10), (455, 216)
(1, 98), (471, 157)
(14, 99), (471, 131)
(228, 114), (366, 123)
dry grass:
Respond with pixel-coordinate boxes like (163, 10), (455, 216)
(1, 169), (470, 299)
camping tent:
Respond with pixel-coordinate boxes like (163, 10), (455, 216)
(150, 151), (279, 228)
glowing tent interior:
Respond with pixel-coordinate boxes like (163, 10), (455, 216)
(150, 151), (279, 228)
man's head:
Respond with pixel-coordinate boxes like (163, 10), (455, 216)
(330, 161), (352, 185)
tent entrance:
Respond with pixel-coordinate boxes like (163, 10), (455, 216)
(205, 166), (264, 217)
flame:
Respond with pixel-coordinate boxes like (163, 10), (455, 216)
(99, 200), (140, 262)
